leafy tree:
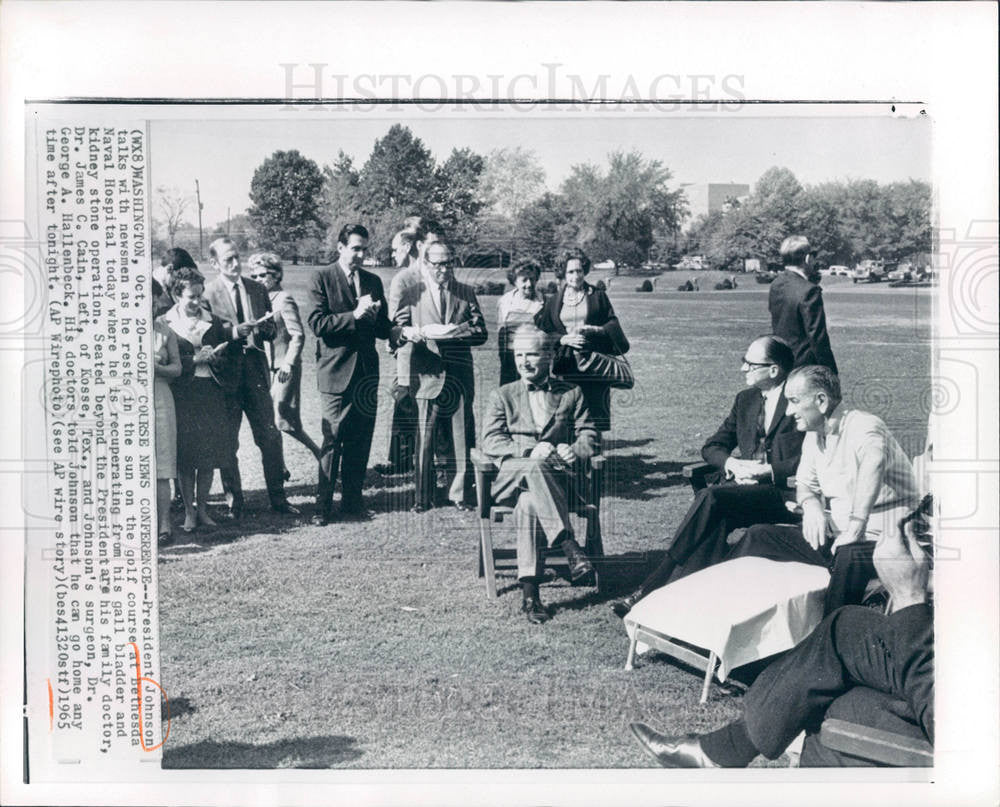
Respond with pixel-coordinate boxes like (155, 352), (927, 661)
(211, 213), (254, 254)
(561, 150), (687, 268)
(433, 147), (486, 260)
(515, 192), (579, 268)
(480, 147), (546, 220)
(247, 149), (326, 259)
(357, 124), (436, 216)
(321, 151), (363, 254)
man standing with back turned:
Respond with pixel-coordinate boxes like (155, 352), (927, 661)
(307, 224), (392, 525)
(769, 235), (838, 372)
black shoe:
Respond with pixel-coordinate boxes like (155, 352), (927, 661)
(272, 502), (301, 515)
(310, 512), (332, 526)
(561, 537), (594, 582)
(451, 500), (475, 512)
(340, 507), (374, 522)
(611, 591), (644, 619)
(521, 597), (551, 624)
(628, 723), (720, 768)
(410, 502), (430, 514)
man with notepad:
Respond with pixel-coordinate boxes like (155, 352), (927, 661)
(392, 239), (488, 513)
(204, 236), (296, 518)
(306, 224), (392, 525)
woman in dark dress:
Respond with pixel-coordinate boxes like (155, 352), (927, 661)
(163, 267), (235, 532)
(535, 247), (631, 432)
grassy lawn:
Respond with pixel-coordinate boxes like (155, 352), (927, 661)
(158, 265), (932, 768)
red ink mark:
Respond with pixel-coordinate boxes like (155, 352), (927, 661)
(47, 679), (53, 732)
(129, 642), (170, 751)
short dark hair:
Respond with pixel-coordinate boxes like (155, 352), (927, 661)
(507, 259), (542, 286)
(415, 219), (446, 245)
(161, 247), (197, 271)
(555, 247), (591, 279)
(168, 265), (206, 299)
(780, 235), (812, 267)
(152, 278), (165, 298)
(758, 335), (795, 374)
(788, 364), (842, 406)
(337, 224), (370, 245)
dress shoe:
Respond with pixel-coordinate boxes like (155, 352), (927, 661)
(310, 512), (331, 526)
(611, 590), (644, 619)
(629, 723), (720, 768)
(410, 503), (430, 514)
(451, 500), (475, 512)
(560, 538), (595, 582)
(272, 502), (301, 516)
(521, 597), (551, 624)
(340, 507), (374, 522)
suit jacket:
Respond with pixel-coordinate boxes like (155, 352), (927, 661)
(162, 304), (235, 393)
(768, 271), (838, 372)
(701, 384), (804, 488)
(269, 289), (305, 371)
(392, 265), (488, 401)
(204, 275), (276, 394)
(306, 265), (392, 395)
(535, 282), (629, 356)
(482, 379), (599, 465)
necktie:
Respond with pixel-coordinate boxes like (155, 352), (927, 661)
(232, 282), (245, 323)
(348, 270), (359, 300)
(438, 283), (448, 323)
(754, 394), (767, 461)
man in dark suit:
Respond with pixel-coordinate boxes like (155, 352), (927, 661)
(768, 235), (838, 372)
(481, 326), (600, 623)
(611, 335), (804, 617)
(204, 237), (297, 517)
(393, 239), (488, 512)
(629, 500), (933, 767)
(306, 223), (392, 525)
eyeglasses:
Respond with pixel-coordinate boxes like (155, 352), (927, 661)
(741, 357), (773, 369)
(248, 272), (274, 279)
(427, 259), (454, 268)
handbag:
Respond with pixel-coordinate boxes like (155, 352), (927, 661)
(555, 348), (635, 390)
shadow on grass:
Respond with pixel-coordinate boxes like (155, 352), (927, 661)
(602, 455), (689, 500)
(162, 734), (363, 769)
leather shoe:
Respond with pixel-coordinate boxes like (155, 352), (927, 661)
(611, 591), (644, 619)
(410, 503), (429, 514)
(521, 596), (551, 624)
(272, 502), (301, 515)
(629, 723), (720, 768)
(451, 500), (475, 512)
(340, 507), (374, 522)
(561, 538), (594, 582)
(310, 513), (331, 526)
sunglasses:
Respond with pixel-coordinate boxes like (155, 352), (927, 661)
(248, 271), (274, 279)
(741, 357), (773, 368)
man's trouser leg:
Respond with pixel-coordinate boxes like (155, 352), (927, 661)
(414, 396), (439, 509)
(316, 389), (351, 516)
(242, 355), (287, 506)
(220, 390), (245, 512)
(725, 522), (829, 568)
(339, 375), (377, 510)
(742, 606), (924, 759)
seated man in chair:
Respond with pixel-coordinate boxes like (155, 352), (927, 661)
(629, 497), (933, 767)
(612, 335), (804, 617)
(481, 325), (600, 624)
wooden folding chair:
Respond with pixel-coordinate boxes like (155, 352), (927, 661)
(470, 448), (604, 598)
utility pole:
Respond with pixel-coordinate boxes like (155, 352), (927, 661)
(226, 206), (231, 236)
(195, 179), (204, 260)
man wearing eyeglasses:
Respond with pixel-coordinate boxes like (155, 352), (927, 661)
(306, 224), (392, 525)
(611, 335), (804, 617)
(393, 239), (488, 513)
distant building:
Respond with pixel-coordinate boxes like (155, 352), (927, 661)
(684, 182), (751, 228)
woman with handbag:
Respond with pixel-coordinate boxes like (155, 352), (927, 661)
(535, 248), (633, 432)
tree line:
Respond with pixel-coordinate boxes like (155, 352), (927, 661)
(153, 126), (930, 272)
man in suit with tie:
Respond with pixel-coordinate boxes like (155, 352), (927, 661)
(611, 335), (804, 617)
(768, 235), (838, 372)
(393, 238), (488, 513)
(306, 223), (392, 525)
(482, 325), (600, 623)
(204, 237), (297, 517)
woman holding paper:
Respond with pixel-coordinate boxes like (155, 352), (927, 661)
(535, 247), (632, 431)
(152, 279), (181, 545)
(246, 252), (321, 467)
(164, 267), (235, 532)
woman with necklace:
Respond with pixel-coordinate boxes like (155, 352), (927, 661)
(163, 266), (236, 533)
(535, 247), (631, 432)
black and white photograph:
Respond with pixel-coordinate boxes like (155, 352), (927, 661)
(2, 3), (998, 806)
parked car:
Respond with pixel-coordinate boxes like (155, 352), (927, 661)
(851, 260), (886, 283)
(887, 263), (913, 282)
(829, 265), (850, 277)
